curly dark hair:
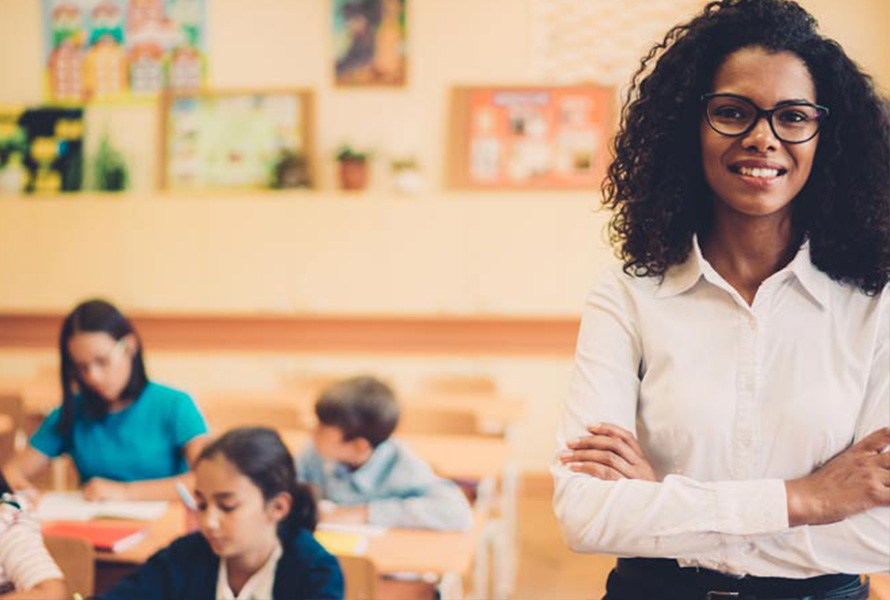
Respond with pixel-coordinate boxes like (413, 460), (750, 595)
(603, 0), (890, 294)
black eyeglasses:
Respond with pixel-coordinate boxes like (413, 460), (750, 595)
(701, 93), (829, 144)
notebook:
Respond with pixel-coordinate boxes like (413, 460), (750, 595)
(314, 530), (370, 556)
(43, 521), (147, 553)
(35, 492), (169, 521)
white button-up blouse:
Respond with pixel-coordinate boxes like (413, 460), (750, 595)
(552, 238), (889, 577)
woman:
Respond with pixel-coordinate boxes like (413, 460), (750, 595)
(553, 1), (889, 598)
(5, 299), (209, 501)
(0, 469), (67, 599)
(98, 427), (344, 600)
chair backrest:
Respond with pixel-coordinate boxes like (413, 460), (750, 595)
(337, 554), (378, 600)
(199, 392), (304, 433)
(418, 375), (497, 396)
(44, 534), (95, 598)
(397, 405), (479, 435)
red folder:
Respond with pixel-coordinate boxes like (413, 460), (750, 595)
(43, 521), (147, 553)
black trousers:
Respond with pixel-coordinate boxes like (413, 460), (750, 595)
(602, 558), (869, 600)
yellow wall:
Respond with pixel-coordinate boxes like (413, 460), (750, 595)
(1, 0), (887, 469)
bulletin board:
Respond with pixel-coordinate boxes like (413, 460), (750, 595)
(447, 84), (614, 190)
(159, 89), (316, 191)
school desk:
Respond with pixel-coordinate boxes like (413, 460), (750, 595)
(55, 503), (489, 599)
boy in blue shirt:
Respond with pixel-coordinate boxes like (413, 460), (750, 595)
(296, 376), (473, 530)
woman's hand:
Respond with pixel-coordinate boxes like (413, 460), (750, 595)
(786, 427), (890, 527)
(559, 422), (657, 482)
(82, 477), (131, 501)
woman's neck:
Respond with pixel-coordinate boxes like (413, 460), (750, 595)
(224, 534), (279, 596)
(701, 208), (798, 305)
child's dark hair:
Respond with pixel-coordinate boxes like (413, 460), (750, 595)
(315, 376), (399, 448)
(197, 427), (318, 534)
(58, 299), (149, 437)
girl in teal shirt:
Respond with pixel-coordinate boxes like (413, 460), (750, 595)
(6, 299), (209, 501)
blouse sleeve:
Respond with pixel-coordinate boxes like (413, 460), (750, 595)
(0, 503), (64, 592)
(552, 269), (789, 559)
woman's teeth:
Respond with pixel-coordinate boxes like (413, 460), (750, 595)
(737, 166), (780, 178)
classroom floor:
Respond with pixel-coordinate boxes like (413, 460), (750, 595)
(514, 476), (614, 600)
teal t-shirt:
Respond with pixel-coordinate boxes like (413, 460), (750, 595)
(30, 382), (208, 483)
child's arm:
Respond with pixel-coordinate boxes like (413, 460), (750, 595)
(1, 578), (68, 600)
(81, 435), (208, 501)
(367, 478), (474, 531)
(0, 507), (67, 600)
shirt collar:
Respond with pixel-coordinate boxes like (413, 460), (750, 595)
(346, 440), (396, 494)
(655, 236), (828, 309)
(216, 538), (283, 600)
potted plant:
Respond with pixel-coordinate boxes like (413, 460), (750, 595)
(335, 145), (370, 191)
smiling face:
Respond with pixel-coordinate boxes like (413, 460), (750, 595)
(700, 46), (819, 223)
(194, 454), (289, 559)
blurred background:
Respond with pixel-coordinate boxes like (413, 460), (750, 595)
(0, 1), (887, 597)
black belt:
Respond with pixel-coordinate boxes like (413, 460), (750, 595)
(615, 558), (863, 600)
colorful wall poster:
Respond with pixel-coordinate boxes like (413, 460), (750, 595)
(448, 85), (614, 190)
(0, 106), (85, 194)
(161, 90), (315, 191)
(333, 0), (407, 86)
(43, 0), (206, 103)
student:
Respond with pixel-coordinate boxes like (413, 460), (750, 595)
(5, 299), (209, 501)
(553, 0), (889, 598)
(98, 427), (343, 600)
(0, 469), (67, 600)
(297, 376), (473, 531)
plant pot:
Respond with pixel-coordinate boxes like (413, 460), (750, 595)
(338, 158), (369, 190)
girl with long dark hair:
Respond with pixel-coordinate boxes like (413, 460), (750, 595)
(5, 299), (209, 501)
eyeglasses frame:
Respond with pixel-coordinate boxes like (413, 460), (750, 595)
(700, 92), (829, 144)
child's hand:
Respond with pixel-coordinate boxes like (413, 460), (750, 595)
(82, 477), (130, 501)
(324, 505), (369, 524)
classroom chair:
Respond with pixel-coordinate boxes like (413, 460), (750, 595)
(44, 533), (95, 598)
(337, 555), (378, 600)
(199, 392), (304, 432)
(397, 406), (479, 436)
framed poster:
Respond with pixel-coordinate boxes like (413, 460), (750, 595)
(42, 0), (207, 103)
(333, 0), (407, 86)
(160, 89), (316, 191)
(0, 106), (85, 194)
(447, 85), (614, 190)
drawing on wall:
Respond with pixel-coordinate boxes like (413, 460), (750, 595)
(161, 90), (315, 191)
(333, 0), (407, 86)
(447, 85), (614, 190)
(0, 106), (85, 194)
(42, 0), (207, 103)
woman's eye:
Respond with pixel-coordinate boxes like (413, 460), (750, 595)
(219, 504), (238, 513)
(197, 502), (207, 512)
(713, 106), (747, 120)
(778, 110), (808, 123)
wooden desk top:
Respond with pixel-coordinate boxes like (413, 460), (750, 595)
(83, 504), (484, 576)
(280, 429), (510, 482)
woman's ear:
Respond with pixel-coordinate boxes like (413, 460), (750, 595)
(267, 491), (293, 523)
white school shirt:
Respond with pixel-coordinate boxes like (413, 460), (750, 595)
(216, 540), (282, 600)
(552, 238), (889, 578)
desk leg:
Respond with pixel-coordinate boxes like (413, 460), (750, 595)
(494, 460), (520, 599)
(439, 571), (465, 600)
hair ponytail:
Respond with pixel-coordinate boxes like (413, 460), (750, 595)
(197, 427), (319, 537)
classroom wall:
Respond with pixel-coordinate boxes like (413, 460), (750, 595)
(1, 0), (887, 470)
